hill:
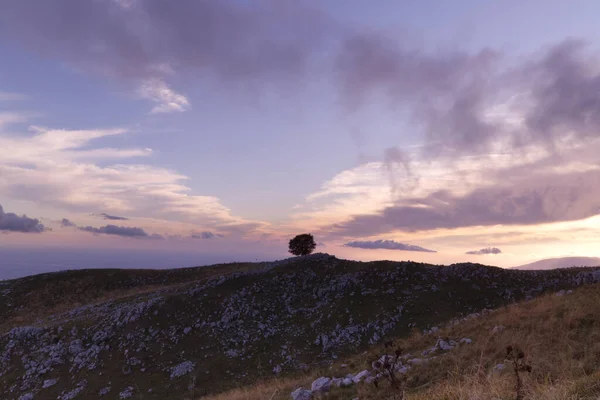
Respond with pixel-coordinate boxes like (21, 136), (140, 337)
(513, 256), (600, 270)
(1, 253), (600, 399)
(210, 282), (600, 400)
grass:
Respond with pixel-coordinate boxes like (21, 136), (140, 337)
(204, 283), (600, 399)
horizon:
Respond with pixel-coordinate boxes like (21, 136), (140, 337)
(2, 0), (600, 279)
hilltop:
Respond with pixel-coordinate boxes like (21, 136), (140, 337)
(513, 257), (600, 271)
(2, 254), (600, 399)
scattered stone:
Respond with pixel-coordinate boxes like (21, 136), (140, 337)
(352, 370), (371, 383)
(119, 386), (134, 399)
(99, 386), (112, 396)
(311, 377), (332, 395)
(491, 325), (505, 334)
(170, 361), (195, 379)
(291, 387), (312, 400)
(42, 379), (57, 388)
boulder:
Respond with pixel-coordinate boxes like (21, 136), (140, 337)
(340, 377), (354, 387)
(352, 370), (371, 383)
(311, 377), (332, 395)
(291, 388), (312, 400)
(438, 339), (454, 351)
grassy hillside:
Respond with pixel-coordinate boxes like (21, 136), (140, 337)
(208, 283), (600, 400)
(1, 254), (600, 399)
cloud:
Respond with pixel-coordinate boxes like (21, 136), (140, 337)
(0, 121), (266, 236)
(344, 239), (436, 253)
(191, 231), (223, 240)
(60, 218), (76, 228)
(0, 204), (45, 233)
(329, 167), (600, 237)
(0, 0), (329, 111)
(79, 224), (164, 239)
(466, 247), (502, 255)
(100, 213), (129, 221)
(138, 78), (190, 114)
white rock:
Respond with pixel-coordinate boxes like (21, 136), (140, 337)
(460, 338), (472, 344)
(493, 363), (505, 372)
(364, 376), (376, 384)
(491, 325), (505, 334)
(352, 370), (371, 383)
(340, 377), (354, 387)
(407, 358), (427, 365)
(311, 377), (332, 394)
(438, 340), (454, 351)
(566, 290), (573, 294)
(43, 379), (57, 388)
(555, 290), (565, 297)
(291, 388), (312, 400)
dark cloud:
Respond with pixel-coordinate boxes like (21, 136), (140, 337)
(100, 213), (129, 221)
(60, 218), (76, 228)
(344, 239), (436, 253)
(332, 169), (600, 236)
(0, 204), (45, 233)
(466, 247), (502, 255)
(79, 224), (163, 239)
(191, 231), (223, 240)
(0, 0), (329, 85)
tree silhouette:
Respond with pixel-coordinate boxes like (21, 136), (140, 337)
(288, 234), (316, 256)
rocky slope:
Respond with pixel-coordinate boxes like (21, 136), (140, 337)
(2, 254), (600, 399)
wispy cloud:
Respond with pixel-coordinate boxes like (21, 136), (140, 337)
(60, 218), (76, 228)
(344, 239), (436, 253)
(0, 0), (328, 112)
(0, 203), (45, 233)
(100, 213), (128, 221)
(191, 231), (223, 240)
(466, 247), (502, 255)
(138, 79), (190, 114)
(0, 119), (267, 236)
(79, 224), (164, 239)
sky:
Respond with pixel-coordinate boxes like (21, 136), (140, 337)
(2, 0), (600, 279)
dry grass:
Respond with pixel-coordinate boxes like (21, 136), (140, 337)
(203, 284), (600, 400)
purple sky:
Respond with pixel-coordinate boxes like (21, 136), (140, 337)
(2, 0), (600, 279)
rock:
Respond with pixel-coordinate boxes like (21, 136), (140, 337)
(42, 379), (57, 388)
(555, 290), (565, 296)
(291, 388), (312, 400)
(119, 386), (134, 399)
(311, 377), (332, 394)
(438, 339), (454, 351)
(407, 358), (427, 365)
(460, 338), (472, 344)
(18, 394), (34, 400)
(567, 290), (573, 294)
(364, 376), (376, 384)
(170, 361), (195, 379)
(340, 377), (354, 387)
(352, 370), (371, 383)
(493, 363), (505, 372)
(396, 365), (410, 374)
(491, 325), (504, 334)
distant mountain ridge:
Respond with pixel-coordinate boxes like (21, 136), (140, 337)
(513, 256), (600, 270)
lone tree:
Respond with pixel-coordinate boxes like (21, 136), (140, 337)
(288, 233), (317, 256)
